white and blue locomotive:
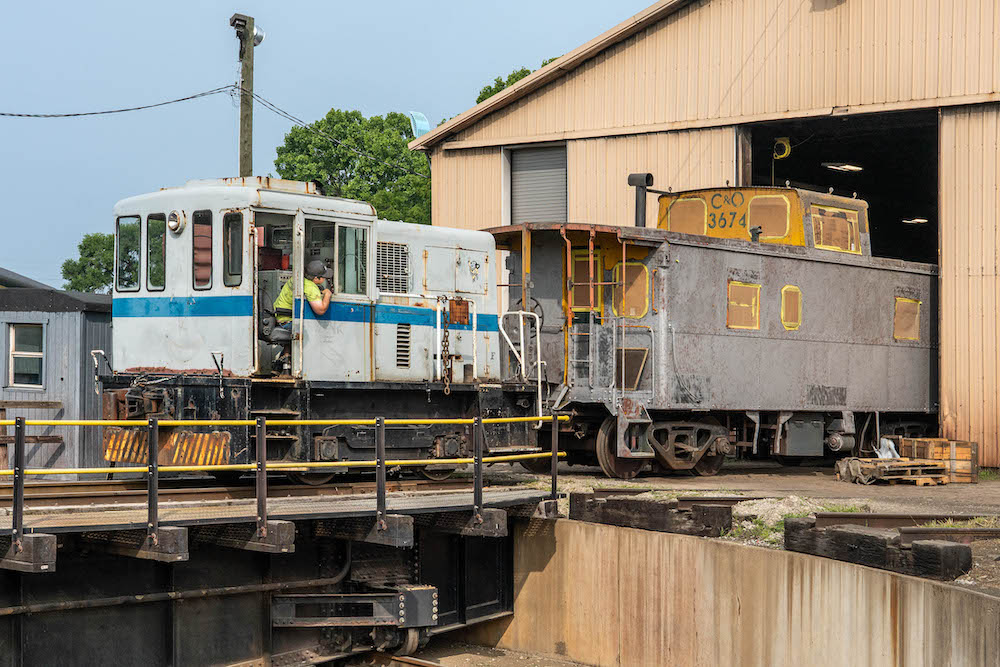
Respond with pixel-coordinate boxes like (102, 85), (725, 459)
(100, 177), (541, 479)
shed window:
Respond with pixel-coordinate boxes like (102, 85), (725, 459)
(667, 198), (708, 235)
(223, 212), (243, 287)
(8, 324), (43, 388)
(612, 262), (649, 319)
(727, 281), (761, 330)
(750, 195), (790, 239)
(571, 250), (602, 313)
(115, 216), (140, 292)
(376, 241), (409, 294)
(337, 225), (367, 295)
(893, 297), (921, 341)
(781, 285), (802, 331)
(146, 214), (166, 291)
(811, 205), (861, 254)
(192, 210), (213, 289)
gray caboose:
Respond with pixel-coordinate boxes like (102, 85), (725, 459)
(492, 183), (937, 478)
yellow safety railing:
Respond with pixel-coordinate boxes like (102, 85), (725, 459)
(0, 415), (569, 428)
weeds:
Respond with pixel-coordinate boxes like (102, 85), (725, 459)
(922, 516), (1000, 529)
(980, 468), (1000, 482)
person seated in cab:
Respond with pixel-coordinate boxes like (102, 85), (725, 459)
(273, 260), (333, 329)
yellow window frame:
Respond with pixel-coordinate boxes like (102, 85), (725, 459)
(812, 205), (862, 255)
(570, 249), (603, 314)
(780, 285), (802, 331)
(611, 261), (649, 319)
(750, 194), (791, 240)
(667, 197), (708, 235)
(893, 297), (921, 341)
(727, 280), (761, 330)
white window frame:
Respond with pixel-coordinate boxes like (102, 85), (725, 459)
(8, 323), (45, 389)
(334, 222), (372, 299)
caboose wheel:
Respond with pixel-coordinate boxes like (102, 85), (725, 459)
(419, 465), (457, 481)
(596, 417), (643, 479)
(692, 452), (725, 476)
(289, 472), (336, 485)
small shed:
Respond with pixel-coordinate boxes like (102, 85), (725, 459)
(0, 289), (112, 472)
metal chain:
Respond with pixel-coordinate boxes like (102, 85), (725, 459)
(441, 310), (452, 396)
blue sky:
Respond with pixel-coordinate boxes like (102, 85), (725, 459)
(0, 1), (650, 287)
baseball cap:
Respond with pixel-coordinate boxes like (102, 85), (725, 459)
(305, 260), (334, 280)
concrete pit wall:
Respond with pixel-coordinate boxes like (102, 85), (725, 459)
(465, 520), (1000, 666)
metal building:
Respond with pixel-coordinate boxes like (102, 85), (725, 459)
(411, 0), (1000, 466)
(0, 288), (112, 472)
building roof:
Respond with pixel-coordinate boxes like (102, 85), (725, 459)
(409, 0), (691, 151)
(0, 289), (111, 314)
(0, 267), (53, 290)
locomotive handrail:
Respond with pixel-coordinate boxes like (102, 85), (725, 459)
(499, 311), (544, 424)
(0, 414), (565, 552)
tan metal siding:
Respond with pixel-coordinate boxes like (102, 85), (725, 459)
(567, 127), (736, 226)
(450, 0), (1000, 148)
(430, 147), (502, 230)
(940, 103), (1000, 467)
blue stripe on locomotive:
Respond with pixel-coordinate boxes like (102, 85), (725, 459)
(112, 296), (499, 332)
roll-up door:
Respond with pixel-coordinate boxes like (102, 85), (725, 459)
(511, 146), (567, 224)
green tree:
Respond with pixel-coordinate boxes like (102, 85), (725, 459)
(274, 109), (431, 225)
(61, 232), (116, 293)
(476, 57), (561, 104)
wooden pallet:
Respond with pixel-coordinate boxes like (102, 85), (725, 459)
(886, 437), (979, 483)
(836, 457), (950, 486)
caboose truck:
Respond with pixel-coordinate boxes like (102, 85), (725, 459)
(99, 177), (541, 479)
(492, 176), (938, 478)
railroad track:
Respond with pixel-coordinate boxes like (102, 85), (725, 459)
(0, 477), (482, 509)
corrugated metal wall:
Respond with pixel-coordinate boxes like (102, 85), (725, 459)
(940, 103), (1000, 467)
(451, 0), (1000, 147)
(568, 127), (736, 226)
(430, 147), (502, 231)
(80, 312), (112, 467)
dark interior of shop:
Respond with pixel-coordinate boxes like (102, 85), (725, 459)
(748, 110), (939, 264)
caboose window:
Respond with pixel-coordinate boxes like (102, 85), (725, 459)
(893, 297), (921, 341)
(667, 198), (708, 235)
(727, 281), (761, 330)
(8, 324), (44, 388)
(115, 216), (140, 292)
(811, 205), (861, 254)
(192, 210), (213, 289)
(337, 225), (367, 295)
(612, 262), (649, 319)
(146, 214), (166, 291)
(223, 212), (243, 287)
(749, 195), (790, 239)
(781, 285), (802, 331)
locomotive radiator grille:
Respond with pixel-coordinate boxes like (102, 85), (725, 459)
(376, 241), (410, 294)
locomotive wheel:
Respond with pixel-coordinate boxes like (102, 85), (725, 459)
(419, 465), (457, 481)
(289, 472), (336, 486)
(595, 417), (643, 480)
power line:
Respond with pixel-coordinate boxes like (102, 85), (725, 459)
(250, 91), (431, 179)
(0, 86), (237, 118)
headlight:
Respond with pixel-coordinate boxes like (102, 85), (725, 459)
(167, 210), (185, 234)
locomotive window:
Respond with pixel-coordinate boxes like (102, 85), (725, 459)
(115, 216), (140, 292)
(146, 214), (166, 291)
(337, 225), (367, 295)
(612, 262), (649, 319)
(667, 198), (707, 235)
(781, 285), (802, 330)
(571, 249), (602, 313)
(223, 212), (243, 287)
(750, 195), (790, 239)
(893, 297), (921, 341)
(727, 281), (761, 330)
(811, 205), (861, 254)
(192, 210), (213, 289)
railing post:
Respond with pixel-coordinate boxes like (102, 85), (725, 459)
(473, 417), (483, 524)
(375, 417), (386, 531)
(147, 417), (159, 545)
(550, 414), (559, 501)
(12, 417), (25, 553)
(256, 416), (268, 538)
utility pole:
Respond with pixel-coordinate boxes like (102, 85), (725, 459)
(230, 14), (264, 177)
